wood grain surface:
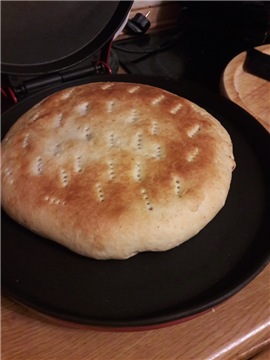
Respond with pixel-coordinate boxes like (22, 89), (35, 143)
(221, 44), (270, 132)
(251, 348), (270, 360)
(1, 264), (270, 360)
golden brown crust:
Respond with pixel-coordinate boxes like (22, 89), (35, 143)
(1, 82), (236, 259)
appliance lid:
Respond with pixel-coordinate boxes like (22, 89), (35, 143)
(1, 1), (132, 76)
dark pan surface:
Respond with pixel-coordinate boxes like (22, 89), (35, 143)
(1, 1), (132, 75)
(2, 75), (270, 328)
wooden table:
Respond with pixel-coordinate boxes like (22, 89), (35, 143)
(1, 264), (269, 360)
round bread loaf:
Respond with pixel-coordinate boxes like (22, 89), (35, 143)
(1, 82), (236, 259)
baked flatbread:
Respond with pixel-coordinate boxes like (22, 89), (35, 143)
(1, 82), (236, 259)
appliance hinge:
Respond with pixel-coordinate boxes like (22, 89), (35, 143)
(14, 63), (107, 97)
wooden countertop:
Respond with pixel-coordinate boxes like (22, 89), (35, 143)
(221, 44), (270, 132)
(1, 264), (269, 360)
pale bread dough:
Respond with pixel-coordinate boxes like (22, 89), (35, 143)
(1, 82), (236, 259)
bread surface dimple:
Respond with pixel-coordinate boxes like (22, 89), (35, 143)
(1, 82), (236, 259)
(170, 103), (183, 114)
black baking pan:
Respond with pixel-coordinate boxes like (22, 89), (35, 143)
(1, 1), (132, 75)
(1, 75), (270, 329)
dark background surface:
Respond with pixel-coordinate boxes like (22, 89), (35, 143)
(1, 1), (269, 110)
(2, 75), (270, 327)
(113, 1), (270, 92)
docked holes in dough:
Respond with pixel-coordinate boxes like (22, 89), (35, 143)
(151, 94), (165, 105)
(77, 125), (92, 140)
(174, 177), (182, 197)
(134, 161), (142, 182)
(44, 195), (66, 206)
(190, 103), (208, 115)
(151, 121), (158, 135)
(109, 132), (114, 147)
(108, 160), (115, 180)
(127, 109), (139, 123)
(74, 156), (83, 173)
(127, 85), (140, 93)
(3, 167), (14, 184)
(137, 133), (143, 150)
(22, 134), (30, 148)
(84, 126), (92, 140)
(170, 103), (182, 114)
(187, 147), (200, 162)
(60, 169), (68, 187)
(55, 113), (63, 127)
(107, 100), (115, 113)
(61, 89), (74, 100)
(187, 124), (201, 138)
(140, 189), (153, 211)
(76, 102), (90, 116)
(101, 83), (114, 90)
(54, 143), (61, 156)
(96, 183), (105, 202)
(156, 145), (162, 159)
(36, 157), (43, 175)
(29, 112), (40, 123)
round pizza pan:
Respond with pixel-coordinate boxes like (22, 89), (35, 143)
(1, 75), (270, 329)
(1, 1), (132, 75)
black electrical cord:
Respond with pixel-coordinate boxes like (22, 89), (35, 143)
(112, 32), (183, 58)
